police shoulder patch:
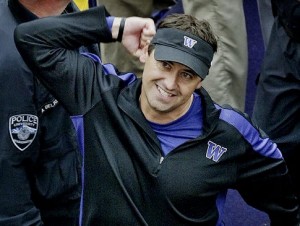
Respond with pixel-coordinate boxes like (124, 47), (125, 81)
(9, 114), (38, 151)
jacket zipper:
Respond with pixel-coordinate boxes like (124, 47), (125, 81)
(159, 156), (164, 164)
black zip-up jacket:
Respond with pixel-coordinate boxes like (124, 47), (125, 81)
(14, 6), (300, 226)
(0, 1), (98, 225)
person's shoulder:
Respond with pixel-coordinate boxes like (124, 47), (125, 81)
(216, 104), (250, 124)
(215, 103), (257, 137)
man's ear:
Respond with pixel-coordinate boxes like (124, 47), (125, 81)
(139, 45), (149, 63)
(196, 79), (203, 89)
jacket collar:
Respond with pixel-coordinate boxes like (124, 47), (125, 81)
(118, 79), (155, 132)
(117, 79), (163, 150)
(196, 87), (221, 134)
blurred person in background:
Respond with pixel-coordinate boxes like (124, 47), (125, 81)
(252, 0), (300, 206)
(182, 0), (248, 111)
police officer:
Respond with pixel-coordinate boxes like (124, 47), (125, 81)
(0, 0), (100, 225)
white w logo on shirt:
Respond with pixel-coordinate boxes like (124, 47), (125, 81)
(206, 140), (227, 162)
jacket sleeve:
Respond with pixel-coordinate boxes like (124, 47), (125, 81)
(14, 6), (116, 116)
(234, 121), (300, 225)
(217, 106), (299, 225)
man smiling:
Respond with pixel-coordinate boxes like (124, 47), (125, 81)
(15, 6), (300, 225)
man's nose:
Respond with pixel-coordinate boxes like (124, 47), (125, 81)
(164, 73), (178, 90)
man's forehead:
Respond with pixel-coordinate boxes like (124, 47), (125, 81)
(166, 60), (196, 72)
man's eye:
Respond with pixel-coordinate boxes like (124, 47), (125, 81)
(161, 61), (171, 69)
(180, 72), (195, 80)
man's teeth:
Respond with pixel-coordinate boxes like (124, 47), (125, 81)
(157, 86), (172, 97)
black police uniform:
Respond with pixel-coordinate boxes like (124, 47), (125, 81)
(0, 1), (99, 225)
